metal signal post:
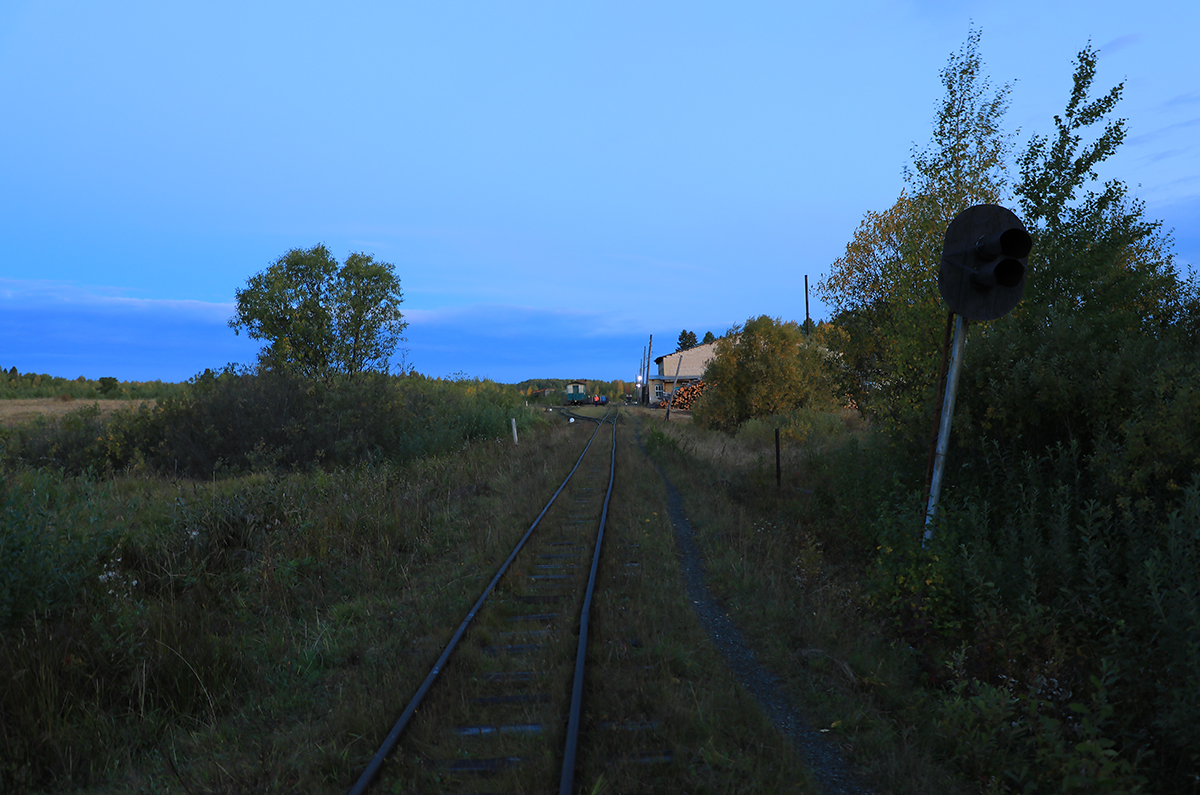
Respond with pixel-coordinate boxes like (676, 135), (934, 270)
(924, 204), (1032, 541)
(924, 313), (968, 536)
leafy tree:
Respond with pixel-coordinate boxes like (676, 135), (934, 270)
(677, 330), (698, 351)
(701, 331), (716, 345)
(230, 245), (407, 381)
(958, 45), (1194, 480)
(818, 29), (1013, 429)
(1013, 44), (1182, 333)
(945, 48), (1200, 784)
(693, 316), (834, 432)
(807, 36), (1199, 791)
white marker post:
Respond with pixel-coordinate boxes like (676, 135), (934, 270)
(511, 418), (518, 445)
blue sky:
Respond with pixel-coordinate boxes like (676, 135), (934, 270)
(2, 1), (1197, 383)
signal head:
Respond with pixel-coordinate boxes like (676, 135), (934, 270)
(939, 205), (1032, 320)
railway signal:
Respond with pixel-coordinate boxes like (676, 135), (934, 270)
(938, 204), (1032, 321)
(926, 204), (1032, 539)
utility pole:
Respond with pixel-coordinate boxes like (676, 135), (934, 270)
(645, 335), (653, 405)
(804, 275), (811, 335)
(639, 347), (646, 403)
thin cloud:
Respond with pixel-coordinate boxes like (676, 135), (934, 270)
(0, 284), (260, 381)
(0, 278), (235, 322)
(1098, 34), (1140, 56)
(1128, 116), (1200, 147)
(1149, 173), (1200, 193)
(1162, 92), (1200, 109)
(1141, 148), (1189, 165)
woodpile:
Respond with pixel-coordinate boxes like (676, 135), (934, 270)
(664, 380), (706, 410)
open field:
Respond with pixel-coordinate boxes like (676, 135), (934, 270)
(0, 398), (156, 427)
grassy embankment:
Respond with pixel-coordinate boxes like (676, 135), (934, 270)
(640, 404), (1199, 794)
(11, 374), (1191, 792)
(1, 373), (545, 791)
(640, 408), (968, 793)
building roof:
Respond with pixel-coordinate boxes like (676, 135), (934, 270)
(654, 340), (718, 365)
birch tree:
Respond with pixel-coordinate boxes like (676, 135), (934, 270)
(819, 28), (1014, 426)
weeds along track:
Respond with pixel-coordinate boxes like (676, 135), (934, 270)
(349, 407), (625, 794)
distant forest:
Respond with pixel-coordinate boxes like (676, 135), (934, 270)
(0, 368), (187, 400)
(1, 368), (635, 403)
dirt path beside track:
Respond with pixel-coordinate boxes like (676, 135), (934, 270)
(636, 419), (877, 795)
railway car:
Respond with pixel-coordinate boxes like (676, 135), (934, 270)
(564, 380), (588, 405)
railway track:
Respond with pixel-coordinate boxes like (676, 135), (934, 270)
(348, 407), (630, 794)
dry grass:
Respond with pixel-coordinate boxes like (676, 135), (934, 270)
(0, 398), (156, 427)
(2, 420), (582, 792)
(641, 406), (863, 478)
(635, 408), (970, 794)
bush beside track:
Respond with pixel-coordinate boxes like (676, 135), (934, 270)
(0, 370), (540, 477)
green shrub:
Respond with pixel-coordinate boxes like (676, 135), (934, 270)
(959, 316), (1200, 505)
(866, 442), (1200, 788)
(937, 660), (1147, 793)
(2, 370), (541, 478)
(3, 401), (160, 475)
(693, 316), (837, 433)
(0, 469), (116, 631)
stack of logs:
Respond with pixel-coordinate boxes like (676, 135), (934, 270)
(664, 380), (706, 411)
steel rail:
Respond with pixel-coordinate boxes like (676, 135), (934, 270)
(559, 409), (618, 794)
(347, 413), (610, 795)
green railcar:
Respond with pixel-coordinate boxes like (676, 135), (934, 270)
(563, 381), (588, 405)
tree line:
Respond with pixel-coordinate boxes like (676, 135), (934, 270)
(0, 370), (186, 401)
(675, 329), (717, 351)
(695, 32), (1197, 493)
